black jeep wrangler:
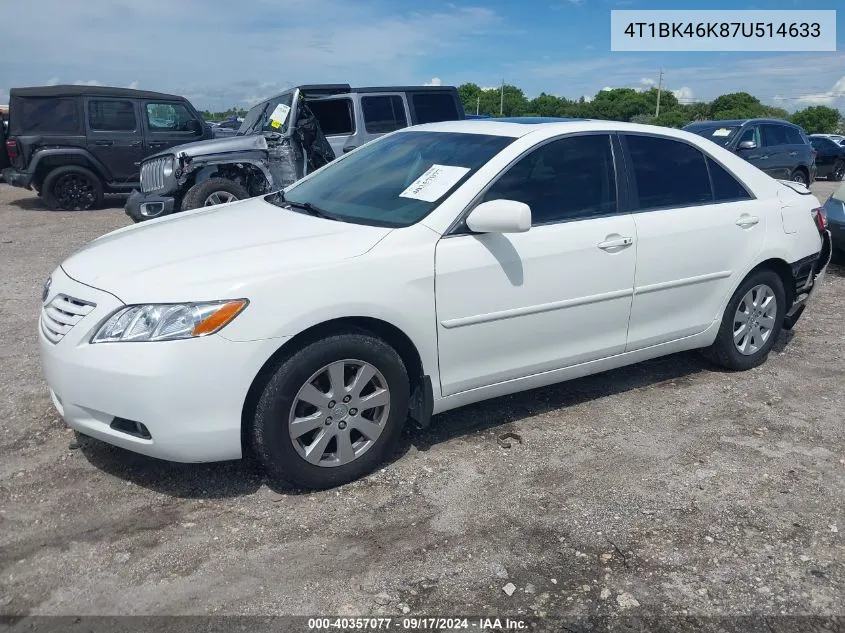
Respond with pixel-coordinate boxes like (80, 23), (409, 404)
(1, 85), (212, 210)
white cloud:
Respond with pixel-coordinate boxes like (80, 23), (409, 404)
(639, 77), (655, 87)
(0, 0), (501, 110)
(126, 80), (140, 90)
(582, 94), (594, 102)
(790, 75), (845, 106)
(672, 86), (694, 101)
(46, 76), (60, 86)
(73, 79), (103, 86)
(424, 77), (442, 86)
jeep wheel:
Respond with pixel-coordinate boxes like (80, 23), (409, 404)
(42, 166), (104, 211)
(182, 178), (249, 211)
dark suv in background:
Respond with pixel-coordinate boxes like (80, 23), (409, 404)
(683, 118), (816, 185)
(2, 85), (211, 210)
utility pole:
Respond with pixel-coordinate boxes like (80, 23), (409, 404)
(655, 67), (664, 118)
(499, 79), (504, 116)
(476, 95), (480, 115)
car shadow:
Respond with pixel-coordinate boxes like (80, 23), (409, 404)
(77, 349), (729, 499)
(8, 194), (127, 212)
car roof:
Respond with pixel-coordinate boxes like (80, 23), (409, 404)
(404, 118), (720, 140)
(685, 118), (800, 128)
(10, 85), (187, 101)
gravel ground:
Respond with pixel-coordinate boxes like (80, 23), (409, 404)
(0, 181), (843, 624)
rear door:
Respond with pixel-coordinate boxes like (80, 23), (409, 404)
(84, 97), (144, 183)
(358, 93), (410, 150)
(760, 123), (792, 179)
(304, 96), (357, 157)
(406, 90), (463, 124)
(621, 132), (767, 349)
(811, 137), (837, 177)
(140, 100), (206, 156)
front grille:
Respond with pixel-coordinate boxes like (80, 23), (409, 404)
(41, 294), (96, 344)
(140, 156), (169, 193)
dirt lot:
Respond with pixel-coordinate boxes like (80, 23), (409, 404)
(0, 181), (843, 623)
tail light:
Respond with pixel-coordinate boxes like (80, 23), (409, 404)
(811, 207), (828, 232)
(4, 139), (18, 160)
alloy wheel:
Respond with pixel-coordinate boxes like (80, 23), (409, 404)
(203, 191), (238, 206)
(54, 173), (96, 210)
(288, 359), (391, 467)
(733, 284), (777, 356)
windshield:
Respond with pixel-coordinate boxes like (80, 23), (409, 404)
(275, 131), (515, 227)
(237, 93), (294, 136)
(687, 125), (741, 147)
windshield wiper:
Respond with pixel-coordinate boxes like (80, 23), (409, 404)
(268, 190), (341, 221)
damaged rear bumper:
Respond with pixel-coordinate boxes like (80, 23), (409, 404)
(125, 189), (177, 222)
(1, 168), (33, 189)
(783, 230), (832, 330)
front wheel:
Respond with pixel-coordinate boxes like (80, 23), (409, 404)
(703, 270), (786, 371)
(252, 333), (410, 489)
(181, 177), (249, 211)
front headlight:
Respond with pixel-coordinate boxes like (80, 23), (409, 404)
(162, 157), (175, 178)
(91, 299), (248, 343)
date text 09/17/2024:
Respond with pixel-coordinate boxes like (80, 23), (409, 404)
(307, 617), (528, 630)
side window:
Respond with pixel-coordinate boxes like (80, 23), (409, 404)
(18, 97), (79, 134)
(411, 92), (460, 124)
(362, 95), (408, 134)
(482, 134), (617, 225)
(706, 157), (752, 202)
(88, 100), (137, 132)
(625, 134), (712, 209)
(145, 102), (199, 133)
(737, 126), (760, 146)
(761, 124), (789, 147)
(305, 98), (354, 136)
(784, 126), (804, 145)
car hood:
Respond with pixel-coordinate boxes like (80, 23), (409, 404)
(61, 197), (393, 303)
(146, 133), (271, 161)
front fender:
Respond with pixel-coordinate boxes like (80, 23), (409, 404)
(182, 152), (273, 188)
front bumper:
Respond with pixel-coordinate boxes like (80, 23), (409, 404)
(124, 189), (177, 221)
(38, 267), (287, 463)
(1, 167), (33, 189)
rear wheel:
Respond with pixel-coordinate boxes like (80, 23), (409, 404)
(831, 160), (845, 182)
(252, 333), (410, 489)
(790, 168), (809, 186)
(181, 177), (249, 211)
(42, 166), (104, 211)
(704, 269), (786, 371)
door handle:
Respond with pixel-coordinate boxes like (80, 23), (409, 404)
(597, 237), (633, 250)
(342, 145), (357, 153)
(788, 151), (798, 157)
(130, 141), (142, 147)
(93, 140), (113, 147)
(736, 215), (759, 228)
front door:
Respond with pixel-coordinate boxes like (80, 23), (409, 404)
(140, 100), (205, 157)
(434, 133), (637, 396)
(84, 97), (144, 183)
(620, 133), (768, 350)
(305, 96), (357, 158)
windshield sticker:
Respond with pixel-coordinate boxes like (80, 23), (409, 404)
(399, 164), (471, 202)
(268, 103), (291, 128)
(712, 128), (732, 137)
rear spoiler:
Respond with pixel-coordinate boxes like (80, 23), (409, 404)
(776, 179), (812, 195)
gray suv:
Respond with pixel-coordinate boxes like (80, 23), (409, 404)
(683, 118), (816, 185)
(126, 83), (465, 222)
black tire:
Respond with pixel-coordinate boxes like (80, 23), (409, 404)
(831, 160), (845, 182)
(252, 333), (410, 490)
(42, 166), (104, 211)
(181, 177), (249, 211)
(790, 168), (809, 186)
(704, 269), (786, 371)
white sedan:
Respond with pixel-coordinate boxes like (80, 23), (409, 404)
(38, 119), (832, 489)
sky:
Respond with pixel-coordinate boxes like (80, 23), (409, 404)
(1, 0), (843, 113)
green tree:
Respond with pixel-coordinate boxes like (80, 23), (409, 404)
(653, 109), (691, 128)
(709, 92), (766, 119)
(458, 83), (483, 115)
(790, 106), (841, 134)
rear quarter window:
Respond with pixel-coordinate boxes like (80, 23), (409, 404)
(410, 92), (460, 124)
(12, 97), (80, 134)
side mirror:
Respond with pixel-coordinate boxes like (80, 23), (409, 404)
(737, 140), (757, 150)
(466, 199), (531, 234)
(187, 119), (203, 134)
